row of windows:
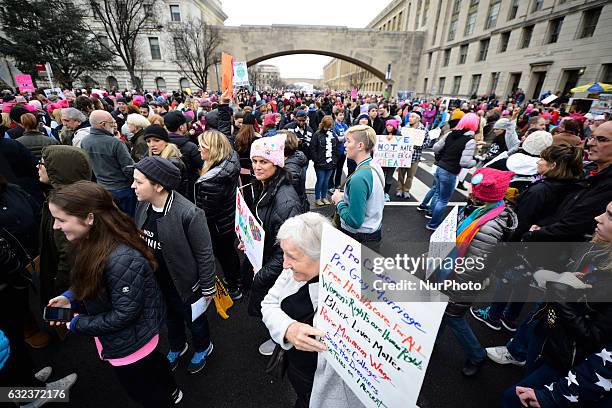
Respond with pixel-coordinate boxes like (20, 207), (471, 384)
(447, 0), (600, 42)
(92, 3), (182, 22)
(434, 7), (602, 68)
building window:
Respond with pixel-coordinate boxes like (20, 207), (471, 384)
(424, 78), (429, 93)
(464, 0), (479, 36)
(170, 5), (181, 22)
(546, 17), (564, 44)
(149, 37), (161, 60)
(520, 25), (534, 49)
(443, 48), (451, 66)
(422, 0), (430, 26)
(489, 72), (499, 94)
(578, 7), (602, 39)
(106, 76), (118, 89)
(427, 52), (433, 68)
(180, 78), (190, 90)
(508, 0), (519, 20)
(532, 0), (543, 12)
(602, 64), (612, 84)
(143, 3), (153, 18)
(508, 72), (522, 94)
(439, 77), (446, 93)
(452, 76), (462, 94)
(498, 31), (510, 52)
(458, 44), (468, 64)
(448, 0), (461, 41)
(155, 77), (166, 90)
(485, 0), (501, 29)
(469, 74), (481, 95)
(478, 38), (490, 61)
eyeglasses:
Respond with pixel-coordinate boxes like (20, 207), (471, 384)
(588, 135), (612, 144)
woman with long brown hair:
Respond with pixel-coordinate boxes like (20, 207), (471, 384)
(46, 181), (181, 406)
(234, 112), (261, 208)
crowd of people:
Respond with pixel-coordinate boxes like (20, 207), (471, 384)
(0, 82), (611, 407)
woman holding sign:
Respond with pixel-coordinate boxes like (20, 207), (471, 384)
(262, 212), (365, 408)
(46, 181), (182, 406)
(246, 133), (304, 356)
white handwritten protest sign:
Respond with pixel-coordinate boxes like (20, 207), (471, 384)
(315, 224), (447, 408)
(426, 206), (458, 279)
(427, 127), (441, 141)
(401, 127), (426, 147)
(373, 134), (414, 168)
(235, 188), (265, 272)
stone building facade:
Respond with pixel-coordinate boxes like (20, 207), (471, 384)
(324, 0), (612, 99)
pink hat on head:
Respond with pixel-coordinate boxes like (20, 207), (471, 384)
(2, 103), (14, 113)
(133, 95), (145, 104)
(15, 96), (27, 104)
(263, 113), (276, 127)
(23, 104), (36, 112)
(502, 110), (510, 116)
(250, 134), (286, 168)
(183, 110), (195, 121)
(471, 168), (515, 202)
(385, 119), (399, 130)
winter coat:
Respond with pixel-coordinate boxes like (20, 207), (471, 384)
(130, 128), (148, 162)
(16, 130), (59, 161)
(433, 130), (477, 174)
(168, 132), (204, 201)
(39, 146), (92, 306)
(134, 191), (216, 301)
(0, 137), (41, 204)
(248, 171), (303, 317)
(283, 122), (314, 159)
(553, 132), (582, 147)
(445, 206), (518, 315)
(522, 166), (612, 242)
(283, 150), (309, 212)
(81, 127), (134, 190)
(310, 129), (338, 170)
(68, 244), (166, 359)
(511, 178), (581, 241)
(194, 150), (240, 236)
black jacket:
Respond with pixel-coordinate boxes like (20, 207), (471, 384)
(283, 122), (314, 159)
(522, 166), (612, 242)
(135, 191), (216, 301)
(283, 150), (309, 212)
(511, 178), (582, 241)
(310, 130), (338, 170)
(168, 132), (203, 201)
(248, 171), (303, 316)
(194, 150), (240, 236)
(70, 244), (165, 359)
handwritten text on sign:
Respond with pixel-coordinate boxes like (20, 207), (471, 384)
(373, 135), (414, 168)
(235, 188), (265, 272)
(426, 206), (458, 279)
(315, 224), (447, 408)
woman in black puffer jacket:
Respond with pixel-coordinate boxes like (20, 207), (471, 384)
(242, 133), (303, 356)
(195, 130), (242, 298)
(280, 130), (309, 212)
(46, 181), (180, 407)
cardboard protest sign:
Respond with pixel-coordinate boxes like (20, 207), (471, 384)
(15, 74), (35, 93)
(427, 127), (441, 141)
(235, 188), (265, 272)
(541, 94), (558, 105)
(233, 61), (249, 87)
(373, 134), (414, 168)
(426, 206), (458, 278)
(221, 52), (234, 96)
(315, 224), (447, 408)
(401, 127), (426, 147)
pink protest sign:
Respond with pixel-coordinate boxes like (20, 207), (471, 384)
(351, 88), (358, 100)
(15, 74), (35, 93)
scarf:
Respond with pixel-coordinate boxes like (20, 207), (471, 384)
(456, 200), (506, 257)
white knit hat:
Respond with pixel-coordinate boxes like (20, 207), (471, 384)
(522, 130), (553, 156)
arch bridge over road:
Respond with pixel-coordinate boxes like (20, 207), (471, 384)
(218, 25), (424, 93)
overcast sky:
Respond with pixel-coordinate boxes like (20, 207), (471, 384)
(222, 0), (393, 78)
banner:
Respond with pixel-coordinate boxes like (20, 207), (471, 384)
(235, 188), (265, 272)
(15, 74), (35, 93)
(315, 224), (447, 408)
(590, 94), (612, 115)
(221, 52), (234, 96)
(232, 61), (249, 87)
(373, 134), (414, 168)
(426, 206), (458, 278)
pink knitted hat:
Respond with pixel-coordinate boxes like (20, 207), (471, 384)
(471, 167), (515, 202)
(250, 134), (286, 168)
(263, 113), (276, 128)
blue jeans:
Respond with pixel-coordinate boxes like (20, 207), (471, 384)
(315, 168), (332, 200)
(506, 303), (543, 364)
(421, 171), (439, 211)
(162, 283), (211, 353)
(439, 314), (486, 364)
(110, 187), (137, 218)
(427, 167), (456, 228)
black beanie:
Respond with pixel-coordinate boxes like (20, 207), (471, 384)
(143, 124), (169, 142)
(164, 111), (186, 132)
(242, 112), (256, 125)
(9, 106), (29, 123)
(134, 156), (180, 191)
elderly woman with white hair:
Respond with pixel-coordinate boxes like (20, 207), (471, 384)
(126, 113), (151, 161)
(261, 212), (365, 408)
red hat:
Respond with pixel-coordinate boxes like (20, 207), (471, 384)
(263, 113), (276, 127)
(471, 168), (515, 202)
